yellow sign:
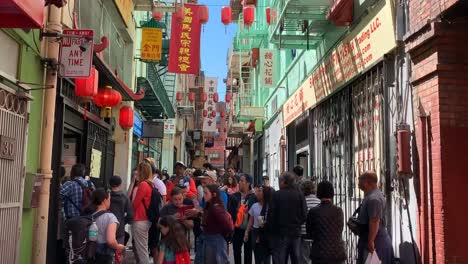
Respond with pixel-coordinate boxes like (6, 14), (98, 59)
(141, 28), (163, 61)
(283, 1), (395, 126)
(114, 0), (133, 27)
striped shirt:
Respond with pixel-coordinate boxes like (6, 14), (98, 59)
(301, 194), (321, 235)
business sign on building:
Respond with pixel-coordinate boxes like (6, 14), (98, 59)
(59, 29), (94, 78)
(141, 27), (162, 61)
(239, 107), (265, 119)
(163, 119), (176, 134)
(114, 0), (134, 27)
(283, 2), (396, 126)
(260, 49), (277, 88)
(133, 112), (143, 138)
(168, 4), (201, 75)
(203, 77), (218, 132)
(142, 121), (164, 138)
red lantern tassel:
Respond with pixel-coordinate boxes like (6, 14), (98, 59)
(124, 131), (127, 142)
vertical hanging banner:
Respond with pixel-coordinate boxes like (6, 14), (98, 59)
(203, 77), (218, 132)
(168, 4), (201, 75)
(260, 49), (277, 88)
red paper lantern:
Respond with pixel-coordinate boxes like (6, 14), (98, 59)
(220, 111), (226, 118)
(199, 5), (209, 24)
(200, 92), (208, 102)
(266, 7), (271, 24)
(119, 106), (134, 130)
(152, 11), (163, 21)
(202, 109), (208, 117)
(221, 6), (232, 25)
(174, 8), (184, 23)
(213, 92), (219, 103)
(176, 91), (183, 102)
(188, 92), (196, 102)
(75, 67), (98, 102)
(94, 86), (122, 107)
(211, 110), (217, 118)
(225, 93), (232, 103)
(243, 6), (255, 26)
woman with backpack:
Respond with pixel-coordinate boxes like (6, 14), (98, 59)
(194, 184), (234, 264)
(131, 162), (154, 264)
(156, 216), (191, 264)
(244, 185), (274, 264)
(82, 188), (125, 264)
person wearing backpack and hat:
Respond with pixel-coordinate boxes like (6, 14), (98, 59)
(131, 162), (154, 264)
(60, 163), (95, 219)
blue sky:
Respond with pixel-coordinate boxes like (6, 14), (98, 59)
(198, 0), (237, 99)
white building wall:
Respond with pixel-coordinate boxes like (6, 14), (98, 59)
(265, 112), (284, 190)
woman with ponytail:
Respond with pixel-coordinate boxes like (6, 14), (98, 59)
(82, 188), (125, 264)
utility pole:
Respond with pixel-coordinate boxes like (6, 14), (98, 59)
(32, 5), (62, 264)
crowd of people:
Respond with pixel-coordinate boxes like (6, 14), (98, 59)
(59, 159), (394, 264)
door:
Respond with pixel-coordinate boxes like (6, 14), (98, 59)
(296, 146), (310, 178)
(0, 84), (29, 263)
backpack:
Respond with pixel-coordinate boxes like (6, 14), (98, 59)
(64, 210), (107, 263)
(74, 179), (93, 209)
(226, 193), (240, 224)
(142, 181), (162, 224)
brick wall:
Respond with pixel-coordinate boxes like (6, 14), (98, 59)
(408, 0), (458, 33)
(407, 1), (468, 262)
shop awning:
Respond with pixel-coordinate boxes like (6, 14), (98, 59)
(93, 54), (145, 101)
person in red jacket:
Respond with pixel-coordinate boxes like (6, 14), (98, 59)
(131, 162), (153, 264)
(166, 161), (197, 202)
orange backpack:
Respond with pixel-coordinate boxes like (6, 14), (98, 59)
(235, 203), (248, 228)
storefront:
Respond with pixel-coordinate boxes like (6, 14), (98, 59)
(282, 1), (396, 262)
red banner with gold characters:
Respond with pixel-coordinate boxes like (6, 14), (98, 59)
(168, 4), (201, 75)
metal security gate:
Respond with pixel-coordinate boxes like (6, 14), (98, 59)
(0, 85), (28, 263)
(310, 66), (385, 263)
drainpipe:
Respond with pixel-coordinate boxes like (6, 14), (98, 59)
(32, 5), (62, 264)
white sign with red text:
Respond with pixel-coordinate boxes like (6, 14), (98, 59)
(203, 77), (218, 132)
(59, 29), (94, 78)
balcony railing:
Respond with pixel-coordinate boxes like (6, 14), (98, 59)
(269, 0), (334, 49)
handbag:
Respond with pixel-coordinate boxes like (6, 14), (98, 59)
(347, 205), (365, 235)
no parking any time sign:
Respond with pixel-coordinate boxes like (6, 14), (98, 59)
(59, 29), (94, 78)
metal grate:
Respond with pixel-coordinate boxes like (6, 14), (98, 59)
(310, 65), (384, 263)
(0, 86), (28, 263)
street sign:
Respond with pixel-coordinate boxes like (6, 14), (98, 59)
(59, 29), (94, 78)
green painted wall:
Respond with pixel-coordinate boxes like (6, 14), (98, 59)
(5, 29), (45, 264)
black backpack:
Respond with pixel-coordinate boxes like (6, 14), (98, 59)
(64, 210), (107, 264)
(226, 192), (240, 224)
(142, 181), (162, 224)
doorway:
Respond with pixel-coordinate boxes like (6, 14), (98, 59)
(296, 146), (309, 178)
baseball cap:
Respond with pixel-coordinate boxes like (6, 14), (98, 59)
(198, 170), (217, 182)
(175, 161), (187, 168)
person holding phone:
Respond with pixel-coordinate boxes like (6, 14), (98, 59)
(159, 187), (195, 231)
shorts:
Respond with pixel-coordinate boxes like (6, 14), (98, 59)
(148, 223), (161, 251)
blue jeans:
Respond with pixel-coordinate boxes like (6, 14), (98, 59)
(271, 234), (301, 264)
(195, 233), (229, 264)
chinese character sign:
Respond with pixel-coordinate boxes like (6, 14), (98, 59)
(163, 119), (176, 134)
(203, 77), (218, 132)
(141, 27), (162, 61)
(168, 4), (201, 75)
(59, 29), (94, 78)
(260, 49), (277, 88)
